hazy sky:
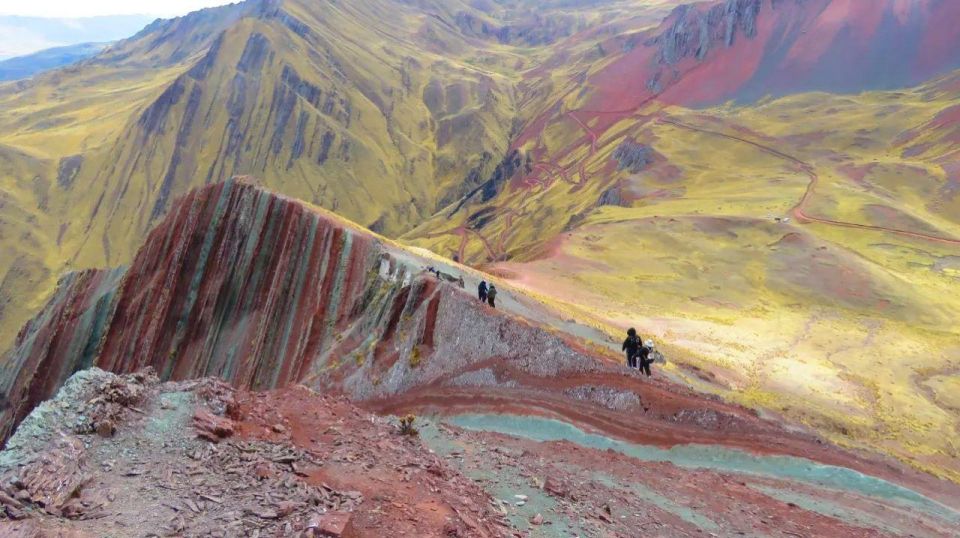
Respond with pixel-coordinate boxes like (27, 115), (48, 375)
(0, 0), (235, 18)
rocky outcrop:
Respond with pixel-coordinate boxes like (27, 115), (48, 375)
(650, 0), (761, 66)
(236, 33), (272, 74)
(1, 180), (388, 441)
(136, 76), (186, 137)
(612, 140), (653, 173)
(0, 366), (509, 536)
(449, 149), (530, 216)
(1, 268), (125, 443)
(55, 155), (83, 188)
(597, 184), (625, 207)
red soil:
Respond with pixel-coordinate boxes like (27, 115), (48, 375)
(232, 386), (508, 537)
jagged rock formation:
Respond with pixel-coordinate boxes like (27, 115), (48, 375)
(651, 0), (761, 65)
(2, 180), (389, 440)
(450, 149), (530, 216)
(612, 140), (653, 173)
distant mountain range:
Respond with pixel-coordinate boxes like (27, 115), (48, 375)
(0, 14), (153, 59)
(0, 42), (110, 81)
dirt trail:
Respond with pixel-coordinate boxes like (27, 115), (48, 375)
(567, 111), (598, 187)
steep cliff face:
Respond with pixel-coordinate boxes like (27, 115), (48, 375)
(0, 269), (124, 442)
(2, 180), (388, 440)
(649, 0), (761, 67)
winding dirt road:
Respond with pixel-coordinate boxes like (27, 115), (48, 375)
(658, 117), (960, 246)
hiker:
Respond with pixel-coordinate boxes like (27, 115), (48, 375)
(487, 284), (497, 308)
(642, 339), (662, 376)
(622, 328), (642, 369)
(638, 339), (653, 377)
(478, 280), (488, 302)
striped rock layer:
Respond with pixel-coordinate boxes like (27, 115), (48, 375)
(3, 180), (400, 440)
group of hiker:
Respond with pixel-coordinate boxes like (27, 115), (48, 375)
(477, 280), (497, 308)
(426, 266), (465, 288)
(622, 327), (657, 376)
(426, 267), (658, 377)
(424, 266), (496, 306)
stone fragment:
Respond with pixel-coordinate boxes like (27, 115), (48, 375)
(543, 477), (568, 498)
(95, 419), (115, 438)
(308, 511), (352, 537)
(193, 409), (235, 443)
(275, 500), (300, 517)
(254, 463), (274, 479)
(246, 507), (278, 519)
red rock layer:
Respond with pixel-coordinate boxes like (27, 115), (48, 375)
(0, 268), (124, 442)
(1, 179), (398, 442)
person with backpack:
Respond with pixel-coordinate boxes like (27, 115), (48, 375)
(478, 281), (488, 303)
(487, 284), (498, 308)
(642, 339), (662, 377)
(638, 339), (653, 377)
(622, 328), (642, 369)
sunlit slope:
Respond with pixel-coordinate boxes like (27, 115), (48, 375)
(0, 53), (190, 356)
(447, 77), (960, 481)
(60, 0), (522, 272)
